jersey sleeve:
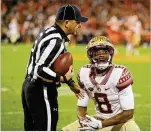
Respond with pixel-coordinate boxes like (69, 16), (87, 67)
(77, 68), (90, 107)
(77, 68), (85, 89)
(116, 67), (133, 91)
(119, 85), (134, 110)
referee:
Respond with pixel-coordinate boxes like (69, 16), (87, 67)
(21, 5), (88, 131)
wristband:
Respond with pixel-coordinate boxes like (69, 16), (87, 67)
(63, 75), (67, 83)
(56, 75), (60, 82)
(66, 78), (75, 86)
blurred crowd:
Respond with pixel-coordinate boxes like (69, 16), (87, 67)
(1, 0), (150, 47)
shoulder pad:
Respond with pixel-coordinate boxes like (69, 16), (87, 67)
(116, 67), (133, 91)
(82, 64), (92, 69)
(114, 64), (126, 69)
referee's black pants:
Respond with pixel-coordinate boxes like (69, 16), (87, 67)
(21, 76), (58, 131)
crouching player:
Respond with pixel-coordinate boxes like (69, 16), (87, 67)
(62, 36), (140, 131)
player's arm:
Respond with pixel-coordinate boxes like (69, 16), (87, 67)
(102, 67), (134, 127)
(34, 38), (64, 82)
(77, 92), (103, 130)
(102, 110), (133, 127)
(76, 69), (90, 109)
(102, 85), (134, 127)
(76, 71), (103, 130)
(76, 70), (89, 119)
(63, 68), (86, 96)
(77, 92), (90, 120)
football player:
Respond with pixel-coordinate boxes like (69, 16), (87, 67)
(62, 36), (140, 131)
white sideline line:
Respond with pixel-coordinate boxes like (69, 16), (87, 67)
(1, 86), (147, 98)
(58, 86), (74, 96)
(1, 88), (9, 92)
(58, 87), (143, 97)
(2, 104), (150, 115)
(1, 87), (143, 98)
(2, 108), (93, 115)
(134, 93), (142, 97)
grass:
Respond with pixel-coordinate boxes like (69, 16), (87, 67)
(1, 44), (150, 130)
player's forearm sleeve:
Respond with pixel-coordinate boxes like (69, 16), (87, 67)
(119, 85), (134, 110)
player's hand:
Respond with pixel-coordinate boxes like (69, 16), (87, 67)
(75, 89), (86, 99)
(79, 115), (102, 131)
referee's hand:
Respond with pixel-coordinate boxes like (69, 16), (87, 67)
(65, 65), (73, 81)
(60, 65), (73, 82)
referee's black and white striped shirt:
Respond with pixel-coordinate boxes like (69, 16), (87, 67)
(26, 24), (69, 82)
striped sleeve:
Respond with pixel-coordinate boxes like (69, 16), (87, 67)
(116, 67), (133, 91)
(34, 38), (64, 81)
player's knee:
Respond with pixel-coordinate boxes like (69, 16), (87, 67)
(121, 120), (140, 131)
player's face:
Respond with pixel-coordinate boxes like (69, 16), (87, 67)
(88, 48), (111, 71)
(66, 20), (81, 35)
(90, 48), (110, 63)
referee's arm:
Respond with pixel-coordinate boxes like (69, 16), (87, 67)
(34, 38), (64, 82)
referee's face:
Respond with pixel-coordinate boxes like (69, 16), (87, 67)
(65, 20), (81, 35)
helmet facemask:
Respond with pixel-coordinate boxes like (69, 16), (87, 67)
(87, 45), (114, 71)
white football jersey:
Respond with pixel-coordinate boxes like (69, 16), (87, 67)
(77, 64), (134, 119)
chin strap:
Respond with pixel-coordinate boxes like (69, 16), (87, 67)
(93, 62), (109, 70)
(92, 55), (112, 70)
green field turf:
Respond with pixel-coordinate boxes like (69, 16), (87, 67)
(1, 44), (150, 130)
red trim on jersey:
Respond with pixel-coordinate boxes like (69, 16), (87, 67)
(116, 67), (133, 91)
(116, 78), (133, 91)
(89, 69), (97, 86)
(101, 66), (114, 85)
(89, 66), (114, 86)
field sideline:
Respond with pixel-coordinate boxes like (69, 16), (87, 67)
(1, 44), (150, 130)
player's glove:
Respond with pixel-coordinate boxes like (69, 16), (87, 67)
(79, 115), (102, 131)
